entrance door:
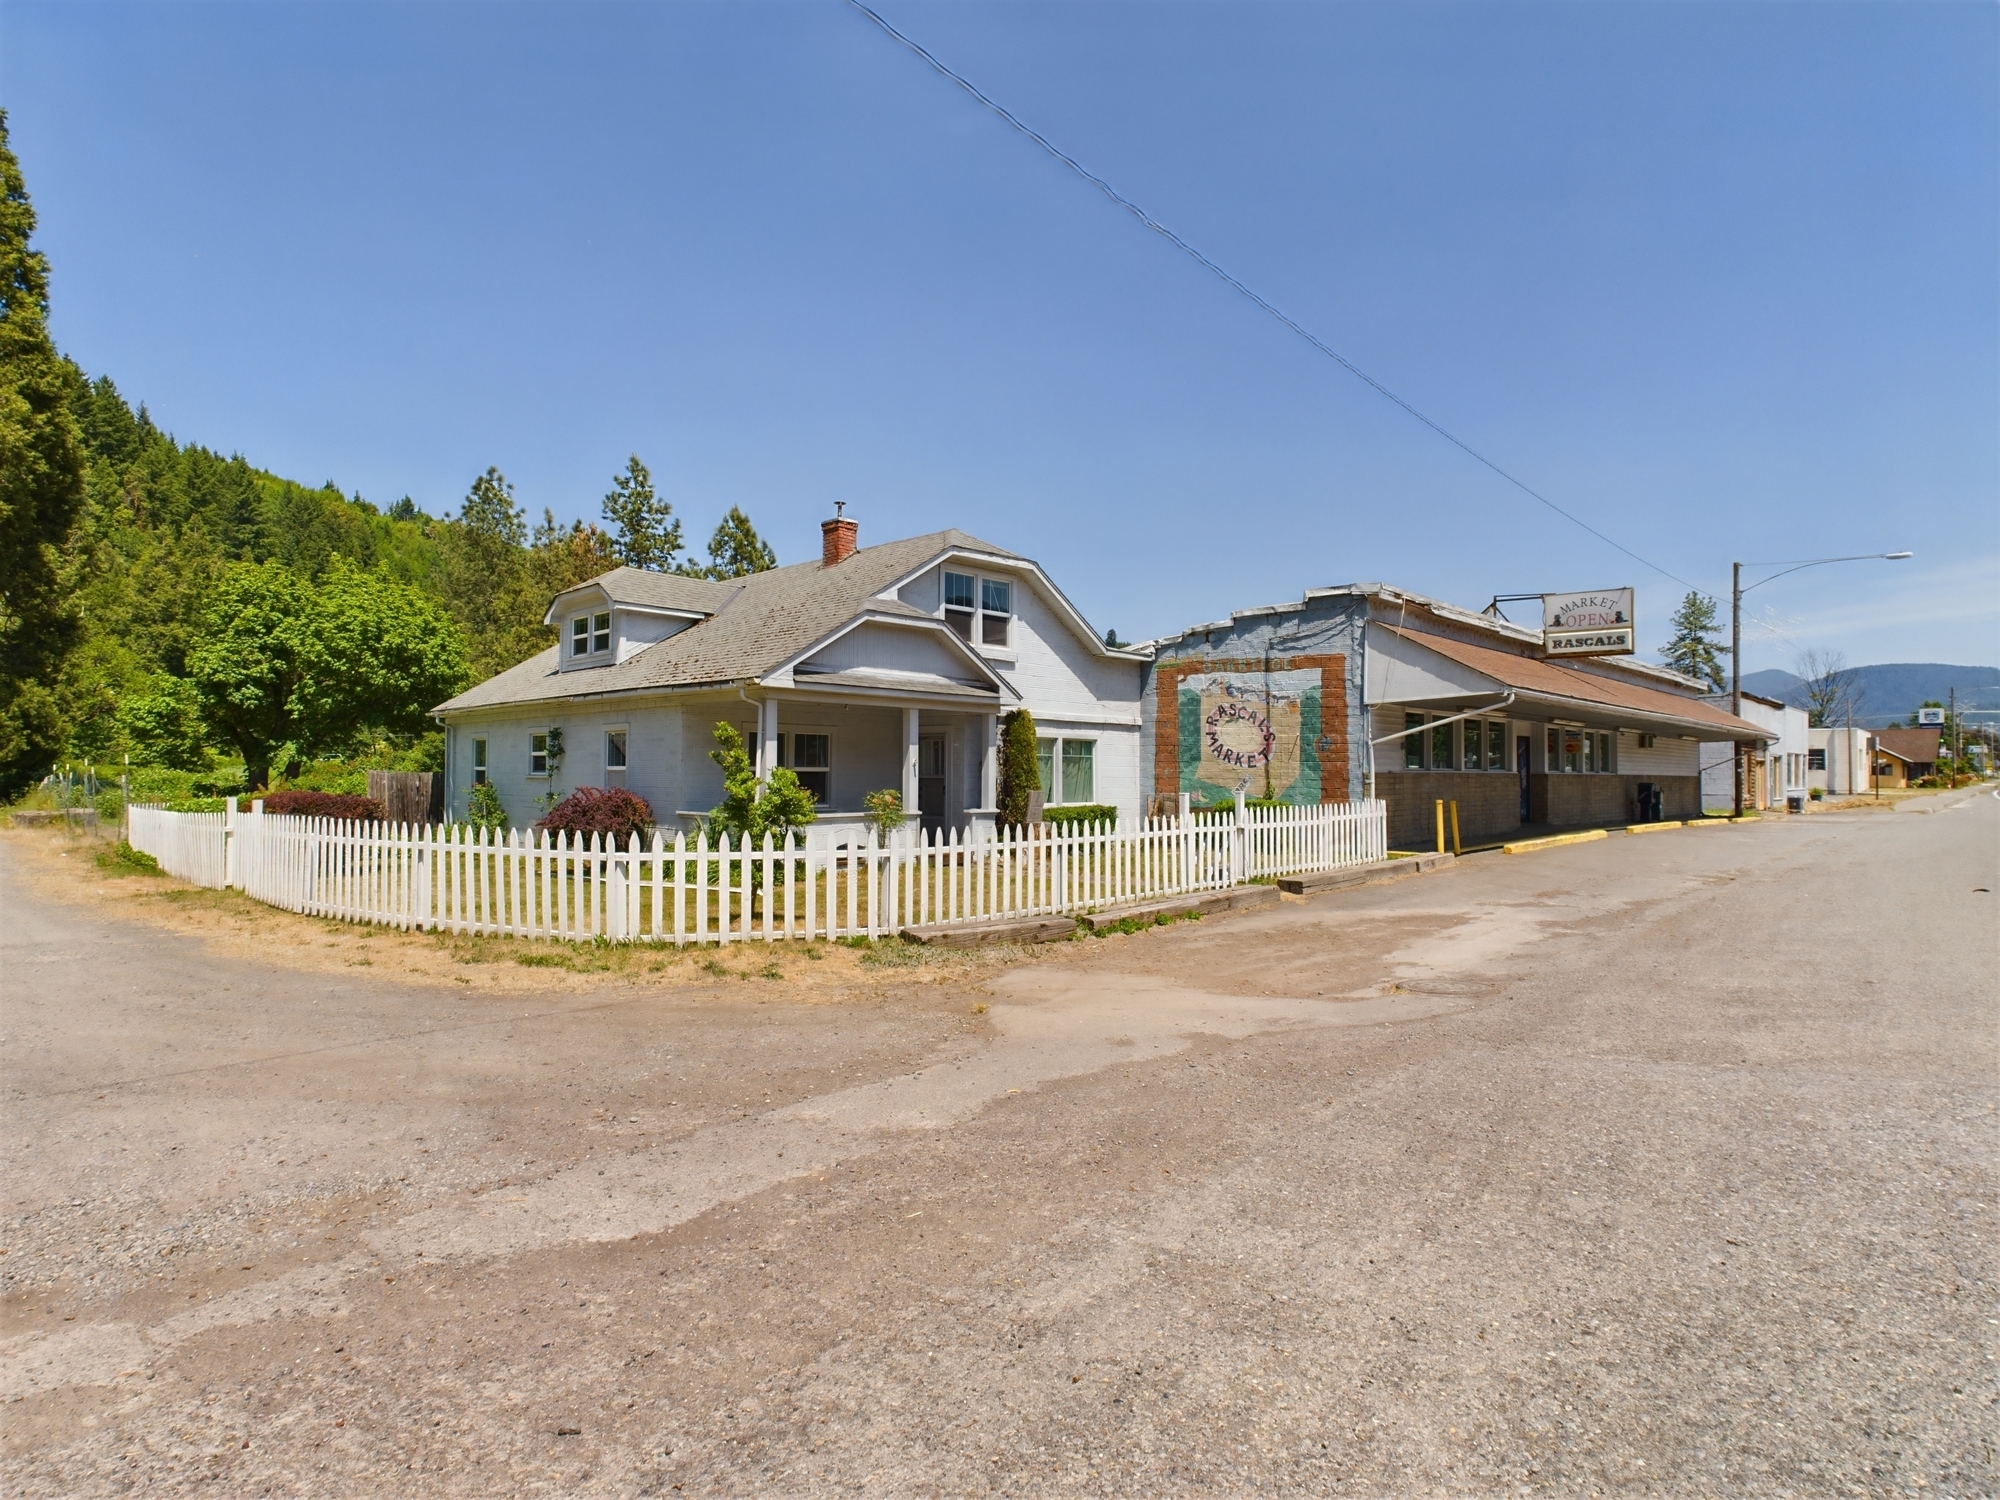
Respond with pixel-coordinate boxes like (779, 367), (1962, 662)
(1517, 736), (1532, 822)
(918, 736), (947, 834)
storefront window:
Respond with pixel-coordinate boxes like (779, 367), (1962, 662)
(1547, 726), (1560, 771)
(1487, 721), (1507, 771)
(1563, 730), (1584, 774)
(1404, 713), (1424, 770)
(1463, 721), (1484, 770)
(1431, 720), (1454, 773)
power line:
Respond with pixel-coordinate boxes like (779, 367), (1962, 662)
(841, 0), (1705, 596)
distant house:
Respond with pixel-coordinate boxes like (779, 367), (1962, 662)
(432, 516), (1147, 833)
(1138, 582), (1769, 850)
(1702, 693), (1810, 812)
(1870, 728), (1943, 787)
(1806, 726), (1874, 796)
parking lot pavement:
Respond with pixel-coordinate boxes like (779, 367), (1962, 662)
(3, 791), (1995, 1495)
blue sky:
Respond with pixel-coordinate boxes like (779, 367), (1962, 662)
(6, 0), (1995, 674)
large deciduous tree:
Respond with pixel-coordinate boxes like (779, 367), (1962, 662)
(188, 560), (468, 787)
(1658, 591), (1726, 692)
(0, 110), (85, 795)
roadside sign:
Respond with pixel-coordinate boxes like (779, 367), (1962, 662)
(1917, 707), (1945, 726)
(1543, 588), (1635, 657)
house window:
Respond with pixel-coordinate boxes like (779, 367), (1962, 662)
(1808, 748), (1826, 771)
(1061, 739), (1095, 804)
(605, 730), (627, 786)
(571, 612), (611, 658)
(1637, 732), (1657, 749)
(1463, 721), (1484, 771)
(1033, 735), (1094, 805)
(1487, 720), (1506, 771)
(530, 732), (550, 776)
(783, 732), (831, 806)
(1404, 713), (1425, 770)
(942, 569), (1012, 648)
(472, 738), (488, 785)
(980, 579), (1011, 647)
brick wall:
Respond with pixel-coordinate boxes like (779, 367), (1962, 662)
(1377, 771), (1520, 849)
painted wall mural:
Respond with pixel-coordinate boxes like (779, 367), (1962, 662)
(1152, 654), (1349, 806)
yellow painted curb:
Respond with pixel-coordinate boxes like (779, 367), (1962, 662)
(1503, 828), (1610, 855)
(1624, 820), (1684, 834)
(1683, 818), (1731, 828)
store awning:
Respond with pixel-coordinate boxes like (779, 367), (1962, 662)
(1366, 625), (1772, 744)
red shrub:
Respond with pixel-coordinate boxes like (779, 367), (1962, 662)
(535, 786), (655, 844)
(260, 790), (388, 822)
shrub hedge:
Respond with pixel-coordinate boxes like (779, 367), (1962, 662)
(259, 790), (388, 821)
(1044, 804), (1119, 829)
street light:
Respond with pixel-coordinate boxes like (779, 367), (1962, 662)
(1731, 551), (1913, 815)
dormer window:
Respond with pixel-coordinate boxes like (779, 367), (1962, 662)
(943, 570), (1012, 648)
(570, 611), (611, 659)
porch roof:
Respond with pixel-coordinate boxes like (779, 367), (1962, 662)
(1373, 626), (1773, 743)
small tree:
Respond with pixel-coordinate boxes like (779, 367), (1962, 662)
(997, 708), (1040, 827)
(1659, 591), (1725, 691)
(707, 722), (816, 845)
(863, 787), (906, 837)
(1795, 648), (1860, 727)
(466, 780), (508, 831)
(601, 455), (683, 572)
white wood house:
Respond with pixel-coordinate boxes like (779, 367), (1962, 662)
(432, 515), (1147, 833)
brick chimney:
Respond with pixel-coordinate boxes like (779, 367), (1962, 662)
(821, 502), (858, 566)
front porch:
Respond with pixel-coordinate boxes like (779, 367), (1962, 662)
(678, 696), (1001, 837)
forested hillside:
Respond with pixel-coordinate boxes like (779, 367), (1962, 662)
(1, 112), (774, 795)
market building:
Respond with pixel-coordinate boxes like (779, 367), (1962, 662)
(1139, 582), (1771, 851)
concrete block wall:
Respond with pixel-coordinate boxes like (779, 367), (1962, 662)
(1376, 771), (1521, 849)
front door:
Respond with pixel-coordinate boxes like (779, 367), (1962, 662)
(918, 736), (947, 833)
(1517, 736), (1532, 822)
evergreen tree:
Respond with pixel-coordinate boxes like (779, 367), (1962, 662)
(601, 455), (682, 572)
(1658, 591), (1725, 691)
(997, 708), (1040, 827)
(0, 109), (86, 795)
(694, 505), (777, 579)
(436, 467), (527, 679)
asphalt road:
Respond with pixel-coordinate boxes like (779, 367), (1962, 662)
(3, 791), (1995, 1496)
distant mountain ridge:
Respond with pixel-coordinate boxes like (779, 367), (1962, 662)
(1740, 663), (2000, 726)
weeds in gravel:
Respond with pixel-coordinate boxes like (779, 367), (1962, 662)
(93, 841), (160, 877)
(1086, 910), (1202, 939)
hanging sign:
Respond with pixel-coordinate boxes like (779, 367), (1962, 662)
(1542, 588), (1635, 657)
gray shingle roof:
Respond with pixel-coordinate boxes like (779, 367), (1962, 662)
(436, 529), (1020, 714)
(553, 566), (742, 618)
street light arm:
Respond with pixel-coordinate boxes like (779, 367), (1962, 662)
(1738, 552), (1913, 595)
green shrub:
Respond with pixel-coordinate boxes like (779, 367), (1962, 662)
(863, 787), (906, 837)
(1044, 804), (1118, 830)
(997, 708), (1039, 827)
(467, 781), (508, 831)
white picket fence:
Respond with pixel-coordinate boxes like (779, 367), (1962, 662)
(128, 800), (1386, 945)
(126, 805), (231, 888)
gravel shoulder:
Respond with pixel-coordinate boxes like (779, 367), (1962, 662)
(3, 793), (1995, 1495)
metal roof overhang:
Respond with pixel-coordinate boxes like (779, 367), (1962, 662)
(1368, 624), (1772, 744)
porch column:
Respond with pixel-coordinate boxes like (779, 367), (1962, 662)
(757, 697), (779, 784)
(902, 708), (921, 816)
(979, 713), (998, 809)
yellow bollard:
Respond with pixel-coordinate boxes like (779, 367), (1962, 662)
(1449, 800), (1462, 856)
(1435, 799), (1446, 854)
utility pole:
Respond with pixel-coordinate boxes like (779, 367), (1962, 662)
(1950, 686), (1958, 777)
(1732, 561), (1743, 817)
